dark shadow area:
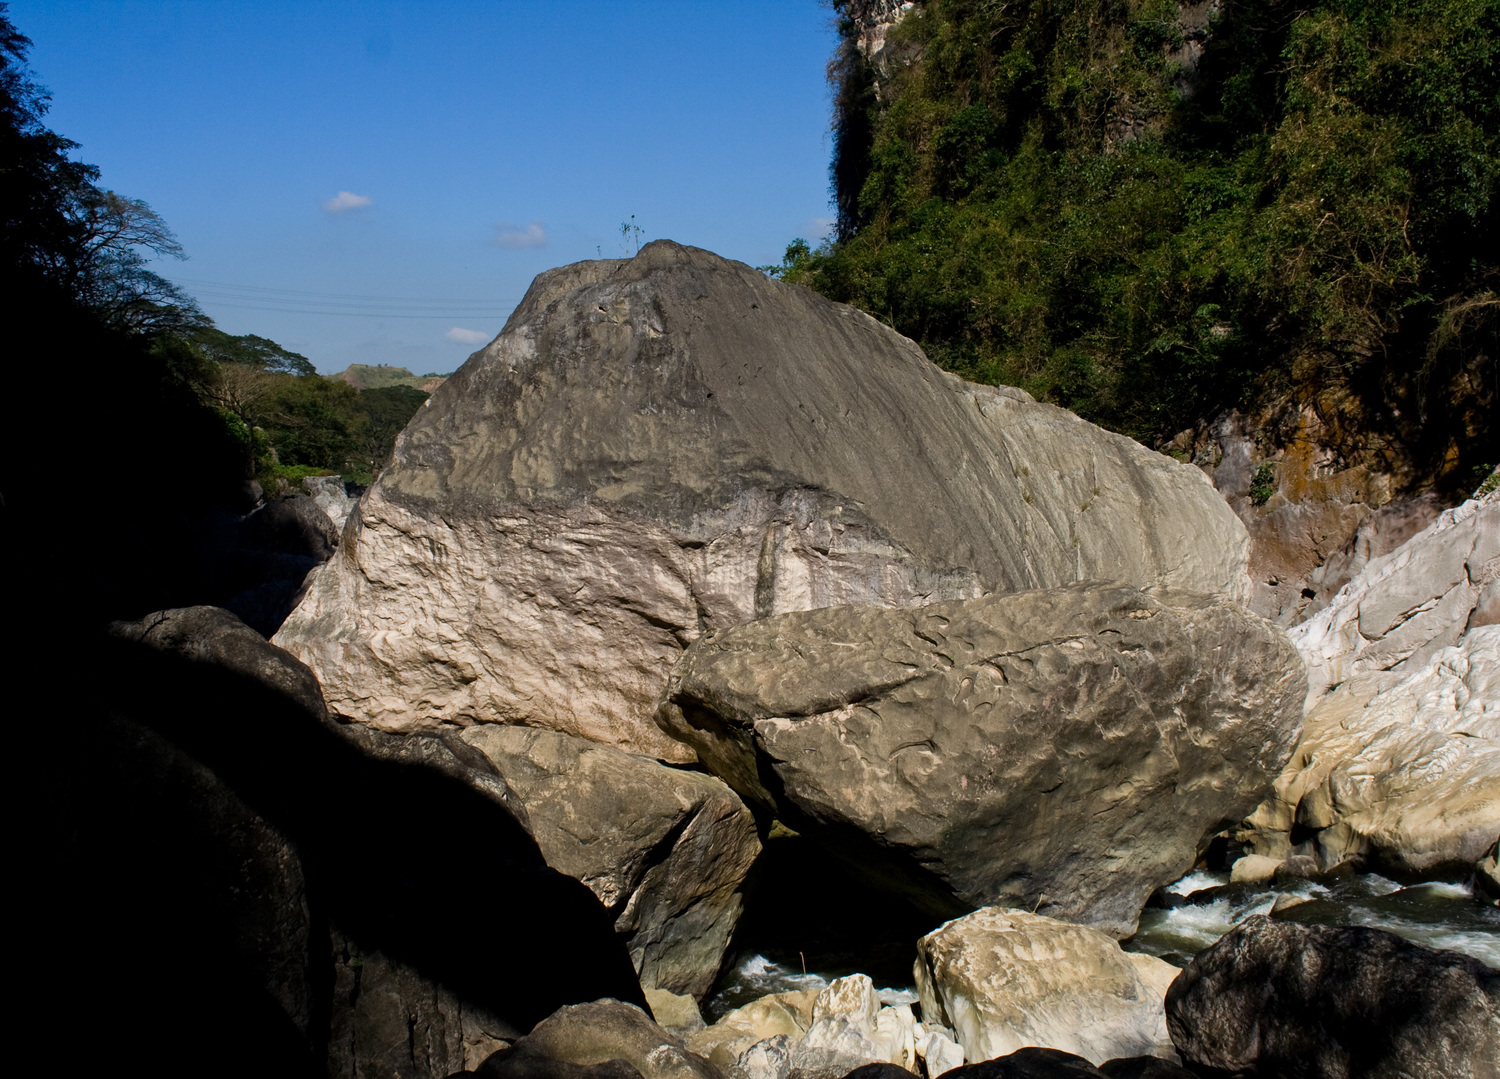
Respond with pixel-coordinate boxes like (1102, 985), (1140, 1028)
(703, 830), (944, 1021)
(15, 624), (647, 1076)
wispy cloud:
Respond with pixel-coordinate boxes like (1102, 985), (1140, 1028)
(493, 222), (547, 249)
(323, 191), (373, 214)
(445, 327), (490, 345)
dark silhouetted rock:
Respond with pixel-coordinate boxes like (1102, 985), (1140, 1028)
(1165, 915), (1500, 1078)
(944, 1046), (1107, 1078)
(667, 582), (1304, 933)
(1097, 1056), (1198, 1079)
(28, 606), (649, 1078)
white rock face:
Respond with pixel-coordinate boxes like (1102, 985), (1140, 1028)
(914, 908), (1180, 1066)
(274, 242), (1249, 760)
(1243, 490), (1500, 872)
(302, 474), (356, 533)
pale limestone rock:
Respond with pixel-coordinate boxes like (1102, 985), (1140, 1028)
(791, 975), (883, 1077)
(459, 725), (760, 998)
(1245, 628), (1500, 873)
(735, 1034), (792, 1079)
(275, 242), (1249, 759)
(686, 989), (817, 1073)
(1242, 491), (1500, 873)
(1230, 854), (1283, 884)
(872, 1004), (918, 1072)
(917, 1028), (966, 1076)
(667, 582), (1303, 935)
(302, 474), (356, 533)
(914, 908), (1179, 1066)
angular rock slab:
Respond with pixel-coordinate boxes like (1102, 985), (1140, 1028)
(459, 725), (760, 998)
(275, 241), (1249, 760)
(915, 909), (1179, 1066)
(666, 582), (1304, 934)
(1165, 916), (1500, 1079)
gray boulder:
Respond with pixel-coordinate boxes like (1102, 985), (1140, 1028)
(275, 241), (1249, 760)
(1165, 916), (1500, 1078)
(459, 725), (760, 997)
(665, 582), (1304, 935)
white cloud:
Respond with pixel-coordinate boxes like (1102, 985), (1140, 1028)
(323, 191), (373, 214)
(493, 222), (547, 249)
(445, 327), (490, 345)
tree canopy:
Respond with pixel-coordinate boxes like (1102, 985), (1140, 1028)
(782, 0), (1497, 488)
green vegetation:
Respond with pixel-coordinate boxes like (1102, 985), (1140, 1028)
(1250, 463), (1277, 506)
(782, 0), (1496, 485)
(335, 363), (448, 391)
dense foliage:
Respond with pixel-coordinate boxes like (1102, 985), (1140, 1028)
(782, 0), (1496, 480)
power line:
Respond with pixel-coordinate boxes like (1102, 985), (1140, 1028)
(173, 277), (519, 319)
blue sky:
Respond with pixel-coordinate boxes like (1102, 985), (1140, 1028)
(10, 1), (841, 373)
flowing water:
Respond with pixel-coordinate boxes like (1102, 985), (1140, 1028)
(1124, 869), (1500, 969)
(704, 850), (1499, 1021)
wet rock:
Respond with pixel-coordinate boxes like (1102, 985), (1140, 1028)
(1229, 854), (1282, 884)
(667, 582), (1304, 933)
(1477, 840), (1500, 906)
(916, 909), (1179, 1066)
(1165, 915), (1500, 1078)
(276, 242), (1249, 759)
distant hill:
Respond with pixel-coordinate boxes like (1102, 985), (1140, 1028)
(334, 364), (448, 392)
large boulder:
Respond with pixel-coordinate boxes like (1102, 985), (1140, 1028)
(1165, 916), (1500, 1078)
(1242, 490), (1500, 872)
(915, 909), (1179, 1066)
(665, 582), (1304, 933)
(458, 725), (761, 997)
(274, 242), (1249, 760)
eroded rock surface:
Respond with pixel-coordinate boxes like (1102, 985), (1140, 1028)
(275, 241), (1248, 759)
(915, 909), (1179, 1066)
(1165, 916), (1500, 1079)
(475, 1000), (723, 1079)
(458, 725), (760, 997)
(666, 582), (1304, 933)
(1242, 491), (1500, 872)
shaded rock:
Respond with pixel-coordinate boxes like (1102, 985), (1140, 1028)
(1478, 840), (1500, 905)
(1242, 491), (1500, 874)
(87, 606), (648, 1078)
(460, 725), (760, 997)
(944, 1047), (1107, 1078)
(303, 473), (359, 533)
(1096, 1057), (1198, 1079)
(275, 242), (1249, 759)
(469, 1051), (643, 1079)
(1165, 915), (1500, 1078)
(916, 909), (1178, 1066)
(839, 1065), (914, 1079)
(502, 1000), (723, 1079)
(667, 582), (1304, 933)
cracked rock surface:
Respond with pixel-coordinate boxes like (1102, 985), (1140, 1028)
(665, 582), (1304, 936)
(274, 241), (1248, 759)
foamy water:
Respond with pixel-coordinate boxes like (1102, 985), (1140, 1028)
(1128, 870), (1499, 969)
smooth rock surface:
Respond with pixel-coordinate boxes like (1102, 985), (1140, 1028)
(1243, 491), (1500, 872)
(459, 725), (760, 997)
(1165, 916), (1500, 1079)
(275, 242), (1249, 759)
(686, 989), (818, 1071)
(667, 582), (1304, 932)
(915, 909), (1179, 1066)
